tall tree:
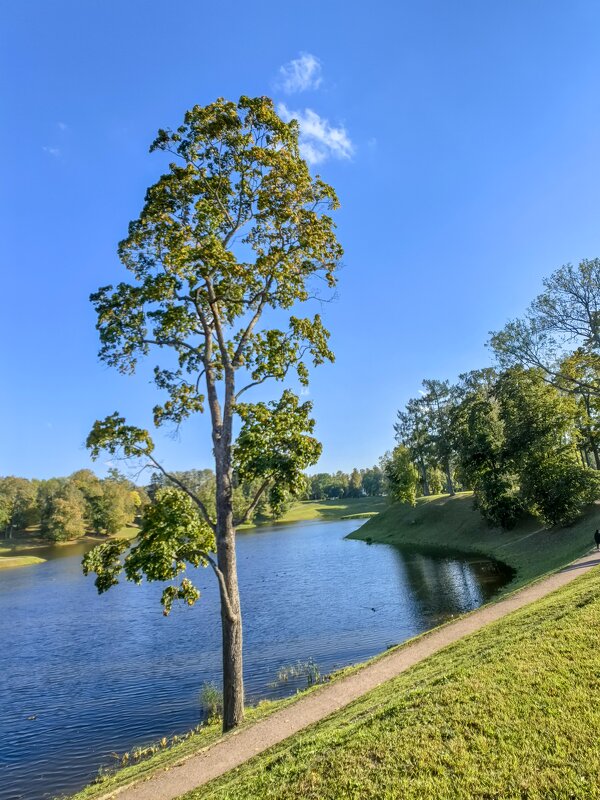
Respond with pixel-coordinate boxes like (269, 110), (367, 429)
(348, 468), (362, 498)
(81, 97), (342, 731)
(497, 367), (599, 526)
(0, 477), (38, 537)
(420, 378), (458, 495)
(382, 446), (419, 505)
(395, 398), (432, 496)
(490, 258), (600, 396)
(45, 482), (87, 541)
(452, 381), (524, 529)
(557, 351), (600, 469)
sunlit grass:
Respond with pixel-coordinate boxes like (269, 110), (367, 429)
(186, 567), (600, 800)
(351, 492), (600, 592)
(242, 496), (389, 528)
(0, 555), (45, 569)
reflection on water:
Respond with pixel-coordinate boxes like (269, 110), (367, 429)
(0, 518), (511, 800)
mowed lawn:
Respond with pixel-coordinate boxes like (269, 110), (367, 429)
(243, 496), (389, 528)
(350, 492), (600, 591)
(0, 555), (45, 569)
(185, 565), (600, 800)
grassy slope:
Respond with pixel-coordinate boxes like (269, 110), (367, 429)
(243, 496), (388, 529)
(0, 555), (46, 569)
(187, 566), (600, 800)
(350, 491), (600, 592)
(0, 524), (139, 557)
(68, 495), (600, 798)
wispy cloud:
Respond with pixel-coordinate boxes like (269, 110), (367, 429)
(278, 103), (354, 165)
(42, 145), (61, 157)
(277, 52), (322, 94)
(57, 121), (68, 131)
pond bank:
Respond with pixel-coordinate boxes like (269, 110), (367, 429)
(70, 551), (600, 800)
(2, 515), (507, 800)
(350, 492), (600, 591)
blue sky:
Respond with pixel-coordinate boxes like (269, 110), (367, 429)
(3, 0), (600, 479)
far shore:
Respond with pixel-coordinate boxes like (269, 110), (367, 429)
(0, 498), (388, 570)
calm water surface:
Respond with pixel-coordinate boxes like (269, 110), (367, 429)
(0, 518), (511, 800)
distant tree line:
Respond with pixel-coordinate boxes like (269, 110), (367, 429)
(149, 465), (386, 521)
(0, 469), (145, 541)
(304, 466), (385, 500)
(386, 259), (600, 528)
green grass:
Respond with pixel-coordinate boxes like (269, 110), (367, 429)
(0, 523), (139, 557)
(243, 496), (389, 529)
(350, 491), (600, 592)
(68, 495), (600, 799)
(0, 555), (46, 569)
(185, 565), (600, 800)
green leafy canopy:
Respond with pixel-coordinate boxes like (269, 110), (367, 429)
(83, 488), (215, 614)
(83, 96), (343, 617)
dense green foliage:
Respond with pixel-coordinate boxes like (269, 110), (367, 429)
(304, 466), (384, 500)
(83, 488), (215, 614)
(0, 476), (39, 535)
(0, 470), (142, 542)
(381, 446), (419, 505)
(185, 567), (600, 800)
(391, 259), (600, 529)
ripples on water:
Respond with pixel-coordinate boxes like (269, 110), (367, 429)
(0, 518), (510, 800)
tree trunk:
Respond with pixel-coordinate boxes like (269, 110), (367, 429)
(445, 461), (455, 496)
(218, 545), (244, 731)
(214, 439), (244, 732)
(589, 437), (600, 470)
(420, 461), (430, 496)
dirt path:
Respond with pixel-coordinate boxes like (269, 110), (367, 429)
(101, 552), (600, 800)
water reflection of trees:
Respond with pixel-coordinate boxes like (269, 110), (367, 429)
(389, 547), (498, 628)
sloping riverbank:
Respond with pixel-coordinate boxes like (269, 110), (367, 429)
(350, 491), (600, 591)
(73, 552), (600, 800)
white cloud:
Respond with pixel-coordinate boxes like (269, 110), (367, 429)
(278, 103), (354, 165)
(57, 121), (68, 131)
(42, 145), (61, 157)
(277, 52), (322, 94)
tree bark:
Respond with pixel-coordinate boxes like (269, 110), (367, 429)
(210, 356), (245, 733)
(419, 461), (430, 496)
(214, 450), (245, 732)
(445, 461), (455, 496)
(589, 437), (600, 470)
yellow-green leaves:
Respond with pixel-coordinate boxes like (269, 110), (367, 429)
(86, 413), (155, 459)
(235, 390), (321, 515)
(91, 95), (341, 419)
(82, 488), (215, 614)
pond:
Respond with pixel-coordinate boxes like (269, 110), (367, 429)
(0, 517), (511, 800)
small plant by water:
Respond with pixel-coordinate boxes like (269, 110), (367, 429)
(270, 658), (322, 689)
(199, 681), (224, 722)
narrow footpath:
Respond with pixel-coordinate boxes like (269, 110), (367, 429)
(101, 552), (600, 800)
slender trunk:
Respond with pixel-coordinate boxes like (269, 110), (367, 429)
(589, 437), (600, 470)
(214, 453), (244, 731)
(583, 396), (599, 469)
(445, 460), (455, 496)
(420, 460), (430, 496)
